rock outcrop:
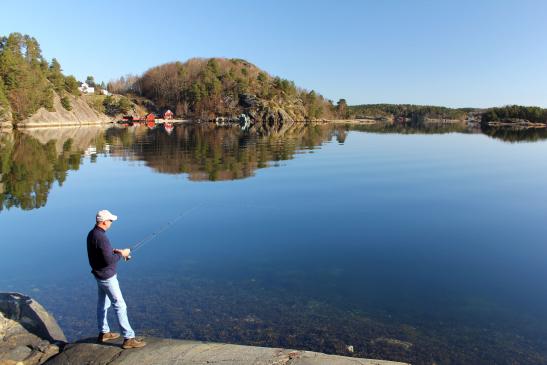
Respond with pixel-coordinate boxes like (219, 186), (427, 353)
(241, 93), (307, 129)
(213, 93), (309, 134)
(45, 337), (407, 365)
(0, 293), (65, 365)
(17, 93), (111, 128)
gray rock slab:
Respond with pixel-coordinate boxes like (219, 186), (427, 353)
(0, 292), (66, 343)
(45, 337), (409, 365)
(0, 311), (60, 365)
(18, 93), (111, 128)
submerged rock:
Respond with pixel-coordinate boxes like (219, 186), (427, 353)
(0, 293), (408, 365)
(370, 337), (413, 351)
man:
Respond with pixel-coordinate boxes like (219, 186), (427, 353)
(86, 209), (146, 349)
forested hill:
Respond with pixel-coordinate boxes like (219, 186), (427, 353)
(0, 33), (81, 124)
(108, 58), (341, 122)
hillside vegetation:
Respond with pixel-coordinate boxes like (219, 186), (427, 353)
(0, 33), (81, 124)
(108, 58), (340, 122)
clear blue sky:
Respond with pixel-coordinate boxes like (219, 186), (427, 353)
(2, 0), (547, 107)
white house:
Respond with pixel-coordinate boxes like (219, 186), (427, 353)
(78, 82), (110, 95)
(78, 82), (95, 94)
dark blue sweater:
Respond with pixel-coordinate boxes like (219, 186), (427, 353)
(87, 226), (121, 280)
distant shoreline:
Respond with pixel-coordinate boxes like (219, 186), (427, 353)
(4, 116), (547, 132)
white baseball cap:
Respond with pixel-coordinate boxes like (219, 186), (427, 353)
(96, 210), (118, 222)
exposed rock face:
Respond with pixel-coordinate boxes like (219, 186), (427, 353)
(0, 293), (66, 365)
(44, 337), (408, 365)
(236, 92), (313, 135)
(17, 93), (111, 128)
(238, 93), (259, 108)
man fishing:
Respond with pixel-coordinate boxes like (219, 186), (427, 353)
(86, 209), (146, 349)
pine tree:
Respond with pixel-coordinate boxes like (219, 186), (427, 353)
(48, 58), (64, 92)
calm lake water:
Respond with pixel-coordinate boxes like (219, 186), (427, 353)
(2, 122), (547, 364)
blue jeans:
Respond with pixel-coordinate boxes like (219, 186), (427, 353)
(96, 274), (135, 339)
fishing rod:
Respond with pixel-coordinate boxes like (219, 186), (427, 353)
(124, 203), (205, 261)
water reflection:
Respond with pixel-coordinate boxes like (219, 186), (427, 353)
(347, 120), (475, 135)
(2, 121), (547, 212)
(104, 123), (338, 180)
(348, 120), (547, 143)
(0, 124), (342, 212)
(481, 125), (547, 143)
(0, 131), (88, 211)
(2, 121), (547, 364)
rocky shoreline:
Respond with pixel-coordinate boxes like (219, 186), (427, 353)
(0, 293), (408, 365)
(0, 293), (65, 365)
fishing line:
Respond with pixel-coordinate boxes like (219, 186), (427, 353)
(126, 202), (206, 260)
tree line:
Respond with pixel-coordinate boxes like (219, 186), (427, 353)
(349, 103), (547, 125)
(0, 33), (81, 122)
(481, 105), (547, 124)
(348, 104), (467, 120)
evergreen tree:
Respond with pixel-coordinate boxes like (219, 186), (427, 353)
(0, 33), (85, 122)
(336, 99), (348, 118)
(0, 78), (8, 108)
(64, 75), (80, 95)
(48, 58), (64, 92)
(85, 75), (96, 87)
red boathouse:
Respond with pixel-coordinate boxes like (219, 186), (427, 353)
(145, 113), (156, 123)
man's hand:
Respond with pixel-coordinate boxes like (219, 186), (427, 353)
(113, 248), (131, 258)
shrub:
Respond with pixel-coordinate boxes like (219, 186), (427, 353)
(60, 95), (72, 111)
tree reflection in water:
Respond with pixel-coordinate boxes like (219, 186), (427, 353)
(1, 121), (546, 212)
(0, 123), (341, 211)
(0, 132), (84, 211)
(104, 123), (339, 181)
